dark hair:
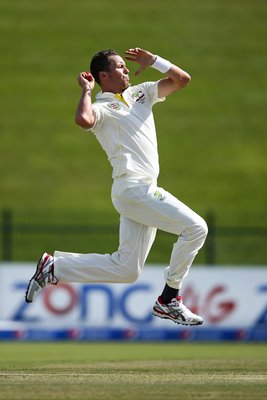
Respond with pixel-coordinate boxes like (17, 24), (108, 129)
(90, 49), (119, 85)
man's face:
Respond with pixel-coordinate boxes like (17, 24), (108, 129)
(105, 55), (130, 91)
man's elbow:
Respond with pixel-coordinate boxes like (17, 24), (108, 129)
(172, 73), (191, 91)
(75, 114), (95, 130)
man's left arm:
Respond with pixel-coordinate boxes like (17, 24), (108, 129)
(157, 63), (191, 98)
(125, 47), (191, 98)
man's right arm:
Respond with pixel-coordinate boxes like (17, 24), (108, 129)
(75, 72), (96, 130)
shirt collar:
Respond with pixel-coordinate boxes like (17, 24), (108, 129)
(95, 92), (116, 101)
(95, 87), (130, 101)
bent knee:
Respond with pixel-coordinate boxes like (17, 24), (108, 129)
(118, 266), (141, 284)
(116, 252), (144, 283)
(198, 217), (208, 238)
(183, 216), (208, 242)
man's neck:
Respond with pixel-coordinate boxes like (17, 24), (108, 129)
(100, 84), (129, 94)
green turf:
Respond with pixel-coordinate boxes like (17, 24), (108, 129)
(0, 0), (267, 262)
(0, 343), (266, 399)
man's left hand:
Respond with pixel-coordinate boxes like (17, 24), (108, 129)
(125, 47), (156, 76)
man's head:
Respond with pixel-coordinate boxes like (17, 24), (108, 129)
(90, 49), (130, 93)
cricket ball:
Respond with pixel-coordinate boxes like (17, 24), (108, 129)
(84, 72), (93, 81)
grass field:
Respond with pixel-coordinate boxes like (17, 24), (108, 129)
(0, 0), (267, 262)
(0, 342), (267, 399)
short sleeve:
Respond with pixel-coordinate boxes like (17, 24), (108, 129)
(139, 81), (166, 106)
(83, 104), (104, 132)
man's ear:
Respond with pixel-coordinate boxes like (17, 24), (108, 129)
(99, 71), (109, 81)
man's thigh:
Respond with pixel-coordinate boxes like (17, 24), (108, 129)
(113, 184), (203, 235)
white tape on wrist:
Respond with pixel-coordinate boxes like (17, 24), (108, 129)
(151, 55), (171, 73)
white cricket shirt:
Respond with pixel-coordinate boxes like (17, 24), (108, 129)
(90, 81), (165, 182)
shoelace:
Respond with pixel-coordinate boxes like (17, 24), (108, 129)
(175, 301), (197, 318)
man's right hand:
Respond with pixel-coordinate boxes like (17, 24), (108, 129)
(75, 72), (96, 129)
(78, 72), (95, 91)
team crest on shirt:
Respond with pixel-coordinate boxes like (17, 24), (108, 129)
(132, 90), (146, 104)
(107, 102), (121, 110)
(154, 191), (166, 202)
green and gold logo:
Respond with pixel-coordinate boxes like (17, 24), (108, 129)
(107, 102), (121, 110)
(154, 191), (166, 201)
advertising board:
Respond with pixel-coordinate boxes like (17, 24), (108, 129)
(0, 264), (266, 341)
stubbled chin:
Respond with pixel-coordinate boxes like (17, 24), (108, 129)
(120, 80), (130, 92)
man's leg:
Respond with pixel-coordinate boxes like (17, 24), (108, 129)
(112, 183), (208, 325)
(54, 216), (156, 283)
(113, 184), (208, 288)
(25, 216), (157, 302)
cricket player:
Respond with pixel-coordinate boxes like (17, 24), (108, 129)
(25, 47), (208, 326)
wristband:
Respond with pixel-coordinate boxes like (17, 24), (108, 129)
(151, 55), (171, 73)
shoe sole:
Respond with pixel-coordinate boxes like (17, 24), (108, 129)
(152, 308), (203, 326)
(25, 253), (49, 303)
(25, 279), (42, 303)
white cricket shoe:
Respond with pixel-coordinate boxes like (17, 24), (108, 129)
(25, 252), (58, 303)
(152, 296), (203, 326)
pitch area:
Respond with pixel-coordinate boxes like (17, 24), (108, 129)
(0, 342), (266, 399)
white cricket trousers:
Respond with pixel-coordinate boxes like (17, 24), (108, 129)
(54, 179), (208, 290)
